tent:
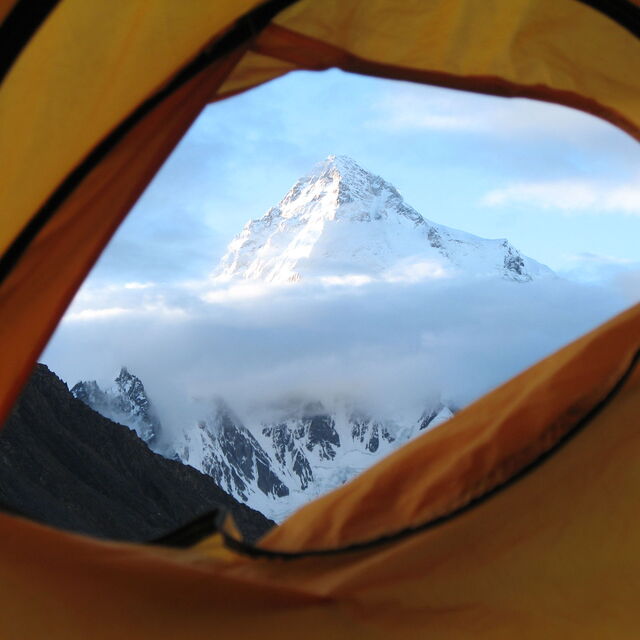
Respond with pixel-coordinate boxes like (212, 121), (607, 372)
(0, 1), (639, 637)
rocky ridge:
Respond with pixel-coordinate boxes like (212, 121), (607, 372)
(0, 365), (273, 542)
(72, 367), (160, 444)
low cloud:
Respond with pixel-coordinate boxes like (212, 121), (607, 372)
(43, 274), (631, 442)
(482, 179), (640, 215)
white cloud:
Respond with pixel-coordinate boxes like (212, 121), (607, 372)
(382, 258), (450, 283)
(201, 281), (275, 304)
(369, 83), (624, 143)
(61, 282), (191, 323)
(43, 274), (628, 441)
(123, 281), (156, 290)
(318, 274), (373, 287)
(562, 252), (636, 268)
(64, 307), (131, 322)
(64, 304), (188, 322)
(614, 269), (640, 301)
(482, 179), (640, 215)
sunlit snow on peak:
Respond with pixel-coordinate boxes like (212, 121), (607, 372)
(212, 156), (553, 287)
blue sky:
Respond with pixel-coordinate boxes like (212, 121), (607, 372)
(43, 69), (639, 412)
(88, 68), (640, 287)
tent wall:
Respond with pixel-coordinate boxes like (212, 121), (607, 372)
(0, 1), (639, 635)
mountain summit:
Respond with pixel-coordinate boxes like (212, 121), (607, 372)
(72, 367), (160, 444)
(214, 155), (552, 284)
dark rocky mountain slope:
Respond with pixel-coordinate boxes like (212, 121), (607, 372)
(0, 364), (273, 543)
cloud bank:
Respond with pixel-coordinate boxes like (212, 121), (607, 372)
(42, 274), (632, 441)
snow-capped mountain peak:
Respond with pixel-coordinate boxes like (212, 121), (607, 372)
(214, 155), (553, 284)
(276, 154), (422, 225)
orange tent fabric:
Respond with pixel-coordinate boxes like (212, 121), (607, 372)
(0, 1), (639, 637)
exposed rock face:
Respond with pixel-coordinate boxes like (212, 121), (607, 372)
(72, 367), (161, 444)
(176, 402), (289, 503)
(417, 404), (455, 431)
(350, 413), (396, 453)
(0, 365), (273, 543)
(171, 398), (456, 522)
(502, 241), (531, 282)
(304, 414), (341, 460)
(69, 367), (451, 523)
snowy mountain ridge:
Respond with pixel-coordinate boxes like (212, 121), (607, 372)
(170, 397), (454, 521)
(214, 155), (553, 285)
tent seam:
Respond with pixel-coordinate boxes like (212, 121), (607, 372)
(0, 0), (60, 85)
(572, 0), (640, 38)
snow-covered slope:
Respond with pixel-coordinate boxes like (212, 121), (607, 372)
(215, 155), (553, 285)
(72, 368), (161, 444)
(173, 401), (290, 505)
